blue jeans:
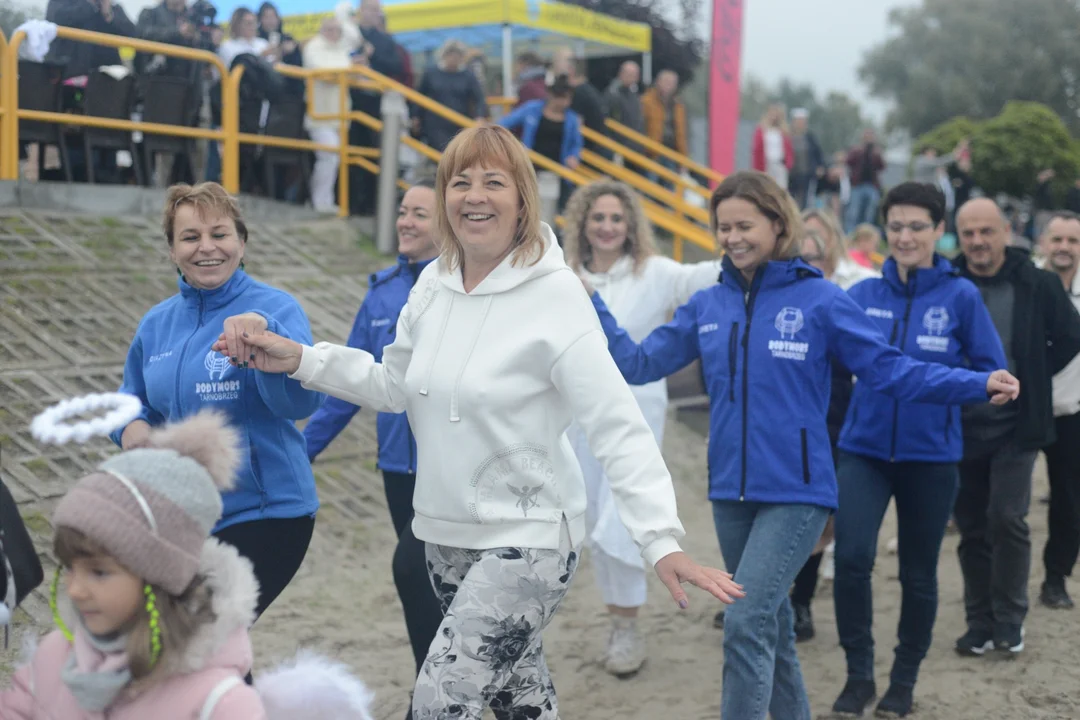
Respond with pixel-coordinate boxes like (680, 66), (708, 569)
(844, 182), (881, 231)
(833, 452), (959, 688)
(713, 501), (830, 720)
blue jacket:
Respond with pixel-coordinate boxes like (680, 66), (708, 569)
(303, 255), (433, 472)
(498, 100), (584, 164)
(839, 256), (1007, 463)
(111, 270), (324, 531)
(593, 256), (994, 509)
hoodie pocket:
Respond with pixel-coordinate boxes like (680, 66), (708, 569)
(800, 428), (810, 485)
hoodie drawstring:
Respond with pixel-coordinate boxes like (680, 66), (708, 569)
(450, 295), (492, 422)
(420, 293), (454, 397)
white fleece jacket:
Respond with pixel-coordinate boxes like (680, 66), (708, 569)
(291, 224), (685, 566)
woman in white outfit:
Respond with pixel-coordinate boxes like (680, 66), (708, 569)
(562, 180), (720, 677)
(302, 17), (360, 213)
(212, 126), (742, 719)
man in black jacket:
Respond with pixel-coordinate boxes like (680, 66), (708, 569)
(568, 59), (610, 160)
(952, 197), (1080, 659)
(45, 0), (136, 79)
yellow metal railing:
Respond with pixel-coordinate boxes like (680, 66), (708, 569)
(605, 117), (724, 187)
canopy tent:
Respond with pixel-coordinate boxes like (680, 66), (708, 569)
(217, 0), (652, 93)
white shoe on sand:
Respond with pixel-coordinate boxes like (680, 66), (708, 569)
(604, 615), (646, 678)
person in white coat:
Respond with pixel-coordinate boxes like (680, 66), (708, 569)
(302, 17), (361, 213)
(561, 180), (720, 677)
(210, 126), (743, 719)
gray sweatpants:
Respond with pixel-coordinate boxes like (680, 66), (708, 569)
(411, 524), (581, 720)
(955, 435), (1038, 629)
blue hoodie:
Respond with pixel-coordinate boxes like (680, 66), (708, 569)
(303, 255), (434, 471)
(111, 270), (324, 531)
(498, 99), (584, 164)
(593, 255), (994, 509)
(839, 255), (1007, 463)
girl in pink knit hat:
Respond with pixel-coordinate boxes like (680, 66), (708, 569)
(1, 406), (375, 720)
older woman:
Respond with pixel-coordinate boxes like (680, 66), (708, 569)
(414, 39), (489, 152)
(214, 126), (742, 718)
(111, 182), (323, 629)
(588, 170), (1018, 719)
(562, 180), (719, 677)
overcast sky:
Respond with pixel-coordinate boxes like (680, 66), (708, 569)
(22, 0), (917, 119)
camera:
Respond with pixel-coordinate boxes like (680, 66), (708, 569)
(186, 0), (218, 50)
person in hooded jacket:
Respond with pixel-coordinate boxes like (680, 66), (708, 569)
(828, 182), (1007, 718)
(303, 180), (443, 684)
(586, 170), (1020, 720)
(213, 126), (743, 719)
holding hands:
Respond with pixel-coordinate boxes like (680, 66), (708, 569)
(212, 313), (305, 375)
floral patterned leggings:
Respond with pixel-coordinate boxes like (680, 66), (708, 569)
(411, 527), (581, 720)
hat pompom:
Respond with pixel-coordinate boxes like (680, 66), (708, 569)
(147, 410), (241, 491)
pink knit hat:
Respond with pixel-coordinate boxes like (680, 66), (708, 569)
(53, 411), (241, 594)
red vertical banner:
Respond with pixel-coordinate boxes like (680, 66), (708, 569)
(709, 0), (744, 178)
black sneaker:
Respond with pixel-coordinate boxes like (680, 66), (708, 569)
(831, 678), (877, 717)
(874, 683), (913, 718)
(993, 623), (1024, 656)
(793, 602), (815, 642)
(1040, 578), (1074, 609)
(954, 627), (994, 656)
(713, 609), (725, 629)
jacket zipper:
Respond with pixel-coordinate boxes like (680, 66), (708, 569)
(740, 288), (757, 501)
(174, 293), (206, 416)
(800, 428), (810, 484)
(728, 322), (739, 403)
(889, 284), (915, 461)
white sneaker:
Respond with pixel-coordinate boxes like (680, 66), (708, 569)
(604, 615), (646, 677)
(822, 541), (835, 581)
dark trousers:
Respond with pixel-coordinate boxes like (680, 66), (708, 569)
(833, 452), (958, 688)
(791, 550), (823, 607)
(955, 435), (1038, 630)
(1044, 412), (1080, 581)
(348, 90), (381, 216)
(213, 514), (316, 621)
(383, 471), (444, 676)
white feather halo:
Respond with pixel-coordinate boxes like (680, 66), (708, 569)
(30, 392), (143, 446)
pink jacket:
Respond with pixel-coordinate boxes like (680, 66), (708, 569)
(0, 540), (267, 719)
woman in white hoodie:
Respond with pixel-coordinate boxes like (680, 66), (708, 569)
(302, 17), (361, 213)
(212, 125), (743, 719)
(561, 180), (720, 677)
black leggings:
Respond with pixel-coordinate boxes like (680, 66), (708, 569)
(383, 471), (444, 676)
(791, 550), (823, 607)
(213, 514), (316, 620)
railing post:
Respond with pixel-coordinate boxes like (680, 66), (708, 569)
(337, 72), (349, 217)
(221, 67), (243, 194)
(376, 90), (407, 254)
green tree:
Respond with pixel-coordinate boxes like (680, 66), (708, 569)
(913, 117), (980, 155)
(0, 0), (36, 37)
(968, 102), (1080, 199)
(739, 75), (870, 155)
(859, 0), (1080, 136)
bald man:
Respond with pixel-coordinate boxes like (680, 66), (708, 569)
(951, 198), (1080, 657)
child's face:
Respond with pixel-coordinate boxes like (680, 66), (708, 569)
(64, 555), (144, 637)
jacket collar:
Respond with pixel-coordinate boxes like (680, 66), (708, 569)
(953, 245), (1031, 285)
(178, 269), (252, 311)
(881, 253), (957, 295)
(721, 255), (821, 293)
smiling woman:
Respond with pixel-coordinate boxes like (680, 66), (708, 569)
(109, 182), (324, 645)
(213, 125), (744, 719)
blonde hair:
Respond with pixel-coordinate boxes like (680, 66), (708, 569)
(802, 208), (849, 272)
(53, 527), (216, 692)
(710, 171), (803, 260)
(561, 180), (655, 274)
(163, 182), (247, 246)
(760, 104), (789, 134)
(435, 126), (544, 270)
(850, 223), (883, 253)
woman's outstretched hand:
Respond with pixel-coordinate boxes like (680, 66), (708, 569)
(212, 313), (305, 375)
(654, 551), (745, 609)
(986, 369), (1020, 405)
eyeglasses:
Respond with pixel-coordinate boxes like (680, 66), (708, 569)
(886, 222), (934, 234)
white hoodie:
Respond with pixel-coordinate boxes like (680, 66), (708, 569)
(291, 225), (685, 566)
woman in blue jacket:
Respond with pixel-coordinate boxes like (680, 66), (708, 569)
(498, 73), (583, 211)
(829, 182), (1007, 718)
(111, 182), (324, 626)
(586, 171), (1019, 720)
(303, 180), (443, 679)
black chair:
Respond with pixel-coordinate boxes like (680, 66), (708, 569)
(138, 75), (196, 187)
(82, 70), (143, 185)
(262, 99), (310, 203)
(17, 61), (73, 182)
